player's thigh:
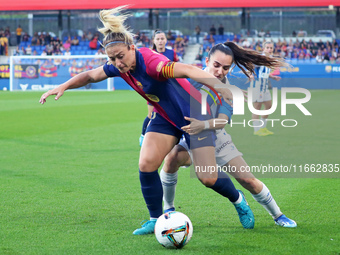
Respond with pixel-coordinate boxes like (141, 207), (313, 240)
(263, 99), (272, 110)
(191, 146), (218, 186)
(252, 101), (263, 110)
(139, 132), (178, 172)
(164, 144), (192, 174)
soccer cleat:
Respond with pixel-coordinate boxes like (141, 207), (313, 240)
(133, 219), (157, 235)
(234, 190), (255, 229)
(139, 134), (144, 147)
(274, 214), (297, 228)
(262, 127), (274, 135)
(164, 207), (175, 213)
(254, 128), (270, 136)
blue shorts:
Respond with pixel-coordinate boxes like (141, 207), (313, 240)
(146, 113), (215, 149)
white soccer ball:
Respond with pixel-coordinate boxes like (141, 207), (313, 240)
(3, 87), (7, 91)
(155, 211), (193, 249)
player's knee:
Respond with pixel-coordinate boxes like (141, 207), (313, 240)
(139, 156), (161, 172)
(237, 177), (258, 191)
(198, 177), (217, 187)
(163, 151), (180, 173)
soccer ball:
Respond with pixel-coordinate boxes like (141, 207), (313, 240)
(155, 211), (193, 249)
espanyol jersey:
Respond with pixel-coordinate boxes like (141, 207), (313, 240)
(103, 47), (212, 131)
(190, 69), (233, 121)
(251, 65), (271, 93)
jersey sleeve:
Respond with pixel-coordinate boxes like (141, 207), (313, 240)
(143, 49), (173, 81)
(218, 100), (233, 123)
(103, 61), (121, 77)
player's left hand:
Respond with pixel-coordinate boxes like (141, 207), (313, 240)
(181, 116), (205, 135)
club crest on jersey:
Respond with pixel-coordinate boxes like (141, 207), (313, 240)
(145, 94), (160, 102)
(137, 81), (143, 89)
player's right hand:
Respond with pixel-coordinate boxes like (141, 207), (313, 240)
(39, 86), (65, 104)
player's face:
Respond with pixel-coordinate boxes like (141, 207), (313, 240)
(106, 44), (136, 73)
(154, 33), (167, 50)
(205, 50), (233, 81)
(263, 43), (274, 55)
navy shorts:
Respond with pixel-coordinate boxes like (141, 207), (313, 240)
(146, 113), (215, 149)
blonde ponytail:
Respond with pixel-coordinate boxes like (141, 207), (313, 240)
(98, 6), (135, 47)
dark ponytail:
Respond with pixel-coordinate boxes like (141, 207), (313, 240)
(208, 42), (287, 78)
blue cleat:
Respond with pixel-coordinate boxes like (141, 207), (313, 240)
(133, 219), (156, 235)
(234, 190), (255, 229)
(164, 207), (175, 213)
(275, 214), (297, 228)
(139, 135), (144, 147)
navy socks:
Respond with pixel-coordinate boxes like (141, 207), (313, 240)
(210, 171), (239, 203)
(139, 170), (163, 218)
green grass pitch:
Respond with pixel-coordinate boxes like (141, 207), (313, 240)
(0, 90), (339, 255)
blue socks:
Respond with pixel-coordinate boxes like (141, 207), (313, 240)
(139, 170), (163, 218)
(210, 171), (239, 203)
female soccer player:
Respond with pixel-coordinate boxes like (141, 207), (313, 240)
(39, 6), (284, 235)
(251, 41), (281, 136)
(139, 30), (180, 146)
(160, 43), (296, 228)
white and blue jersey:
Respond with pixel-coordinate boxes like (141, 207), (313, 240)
(250, 65), (272, 103)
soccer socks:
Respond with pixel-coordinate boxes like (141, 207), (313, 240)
(253, 119), (262, 132)
(141, 116), (151, 136)
(160, 169), (178, 211)
(209, 171), (240, 203)
(261, 118), (267, 128)
(139, 170), (163, 219)
(252, 182), (282, 219)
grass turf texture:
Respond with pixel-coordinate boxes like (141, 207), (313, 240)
(0, 90), (339, 255)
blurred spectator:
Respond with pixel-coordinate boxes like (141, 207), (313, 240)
(4, 27), (10, 45)
(26, 44), (32, 55)
(71, 36), (79, 46)
(86, 31), (93, 41)
(241, 39), (250, 48)
(265, 30), (271, 37)
(45, 32), (52, 45)
(232, 34), (239, 43)
(63, 37), (72, 50)
(258, 29), (265, 37)
(297, 30), (305, 37)
(31, 32), (40, 46)
(315, 49), (323, 63)
(95, 49), (104, 55)
(89, 35), (98, 50)
(16, 25), (23, 45)
(22, 33), (30, 42)
(0, 32), (9, 56)
(218, 24), (224, 36)
(209, 25), (216, 36)
(202, 46), (210, 59)
(317, 39), (325, 49)
(195, 25), (201, 44)
(64, 48), (71, 56)
(166, 31), (175, 41)
(292, 30), (297, 37)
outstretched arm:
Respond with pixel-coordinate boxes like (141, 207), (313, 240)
(39, 66), (108, 104)
(173, 63), (234, 105)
